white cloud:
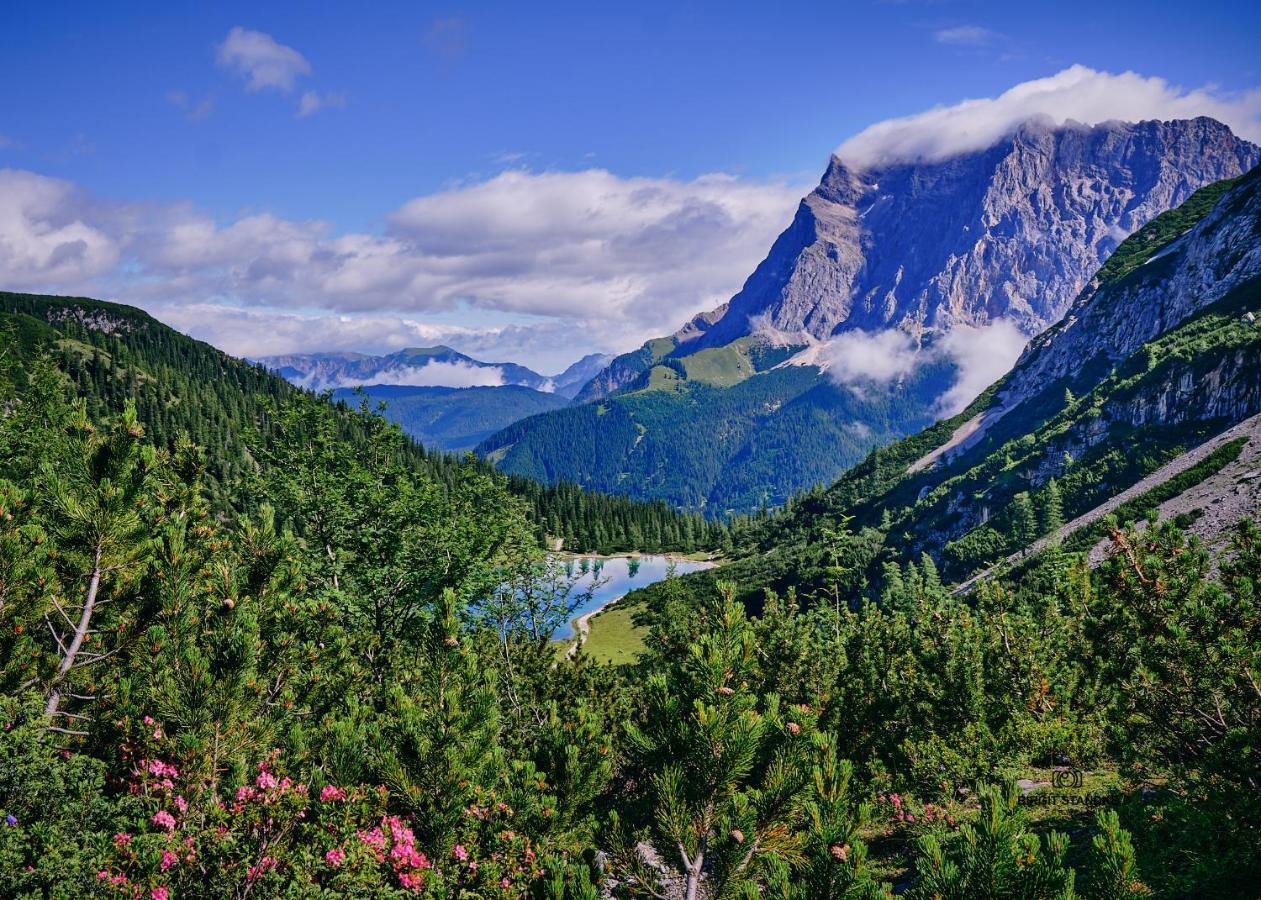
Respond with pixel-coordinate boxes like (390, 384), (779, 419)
(818, 319), (1027, 416)
(838, 65), (1261, 168)
(217, 27), (311, 93)
(149, 305), (477, 359)
(367, 360), (505, 389)
(821, 329), (920, 386)
(934, 25), (1002, 47)
(934, 319), (1027, 415)
(0, 169), (120, 287)
(296, 91), (346, 118)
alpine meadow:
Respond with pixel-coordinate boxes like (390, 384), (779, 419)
(2, 5), (1261, 899)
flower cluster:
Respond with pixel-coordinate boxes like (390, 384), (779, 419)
(876, 791), (957, 829)
(349, 815), (434, 892)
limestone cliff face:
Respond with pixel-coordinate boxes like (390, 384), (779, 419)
(581, 117), (1258, 402)
(691, 116), (1259, 349)
(1001, 165), (1261, 407)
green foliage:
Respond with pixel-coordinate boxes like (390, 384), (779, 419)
(1093, 521), (1261, 846)
(909, 783), (1075, 899)
(0, 291), (725, 557)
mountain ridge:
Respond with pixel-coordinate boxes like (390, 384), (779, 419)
(488, 119), (1259, 515)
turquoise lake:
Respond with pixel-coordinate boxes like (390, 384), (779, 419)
(554, 555), (711, 639)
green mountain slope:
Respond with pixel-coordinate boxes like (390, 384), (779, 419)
(478, 346), (963, 516)
(0, 291), (729, 554)
(633, 169), (1261, 603)
(333, 383), (569, 453)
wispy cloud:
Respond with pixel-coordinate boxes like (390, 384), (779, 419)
(934, 25), (1003, 47)
(423, 17), (469, 67)
(296, 90), (346, 118)
(838, 65), (1261, 167)
(166, 89), (214, 122)
(819, 320), (1027, 414)
(216, 26), (312, 92)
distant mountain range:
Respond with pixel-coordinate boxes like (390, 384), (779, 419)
(258, 346), (612, 452)
(477, 117), (1260, 515)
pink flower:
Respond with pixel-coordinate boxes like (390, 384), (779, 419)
(452, 844), (468, 861)
(320, 785), (346, 802)
(501, 878), (512, 889)
(150, 888), (169, 900)
(175, 795), (187, 813)
(247, 856), (278, 882)
(255, 771), (278, 791)
(161, 849), (179, 872)
(113, 832), (132, 847)
(235, 785), (256, 803)
(97, 870), (109, 880)
(325, 847), (346, 868)
(398, 871), (425, 891)
(143, 716), (154, 726)
(146, 759), (179, 779)
(151, 810), (176, 831)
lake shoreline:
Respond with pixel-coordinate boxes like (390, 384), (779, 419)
(554, 550), (720, 564)
(558, 557), (717, 656)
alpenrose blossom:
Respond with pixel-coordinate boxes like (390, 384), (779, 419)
(325, 847), (346, 868)
(151, 810), (176, 831)
(320, 784), (347, 802)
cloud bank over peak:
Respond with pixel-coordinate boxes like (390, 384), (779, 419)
(349, 360), (506, 390)
(837, 66), (1261, 168)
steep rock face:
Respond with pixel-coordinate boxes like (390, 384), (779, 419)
(1001, 166), (1261, 406)
(690, 116), (1259, 349)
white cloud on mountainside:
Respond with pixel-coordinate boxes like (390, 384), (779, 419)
(816, 320), (1028, 416)
(838, 65), (1261, 168)
(364, 360), (506, 389)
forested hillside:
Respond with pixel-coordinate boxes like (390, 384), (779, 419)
(478, 350), (957, 516)
(2, 296), (1258, 896)
(0, 292), (728, 555)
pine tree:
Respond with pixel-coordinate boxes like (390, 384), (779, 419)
(1041, 479), (1065, 536)
(1010, 492), (1038, 548)
(622, 583), (819, 899)
(40, 401), (155, 726)
(909, 783), (1075, 899)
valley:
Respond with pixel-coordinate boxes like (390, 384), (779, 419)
(3, 16), (1261, 894)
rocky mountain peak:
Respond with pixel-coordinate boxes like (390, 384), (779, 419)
(675, 117), (1258, 355)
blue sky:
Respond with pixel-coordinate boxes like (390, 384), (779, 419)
(3, 1), (1260, 370)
